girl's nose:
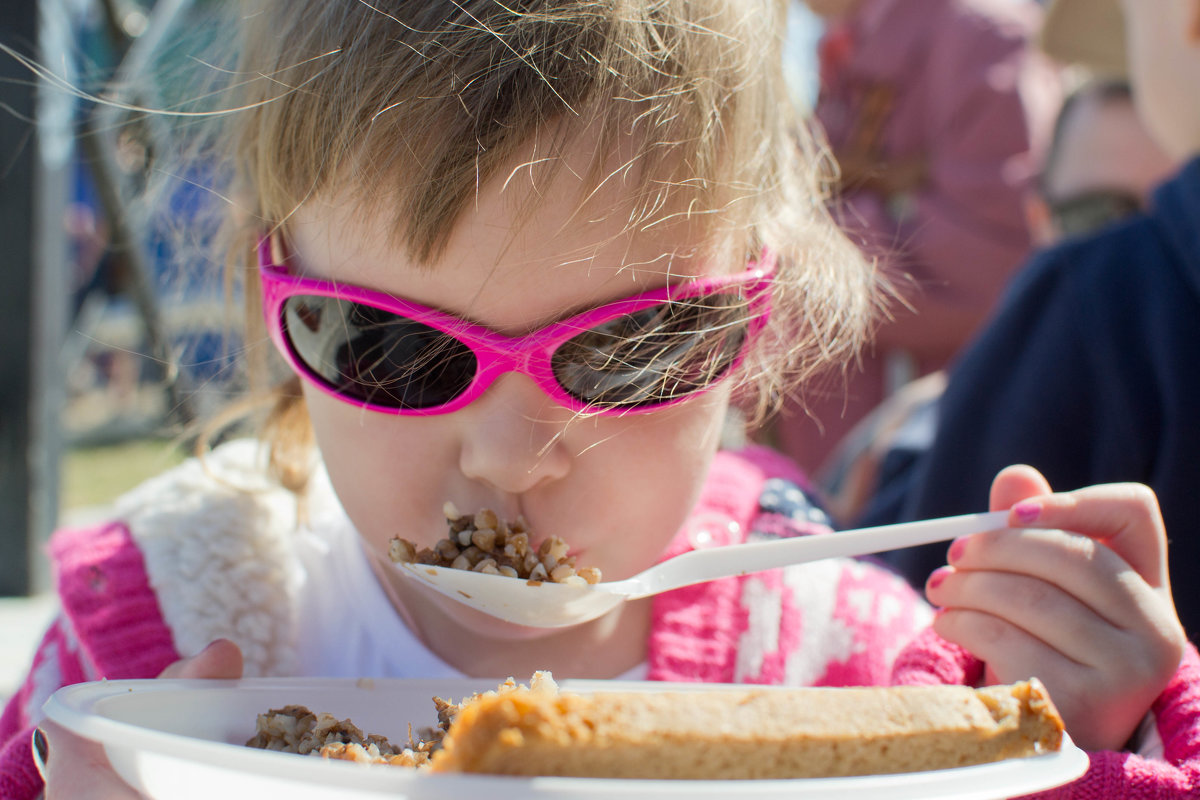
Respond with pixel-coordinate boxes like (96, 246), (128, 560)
(457, 372), (572, 494)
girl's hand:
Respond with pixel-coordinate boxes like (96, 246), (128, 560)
(39, 639), (243, 799)
(924, 465), (1187, 752)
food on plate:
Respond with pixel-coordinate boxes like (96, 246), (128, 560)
(430, 678), (1064, 779)
(246, 703), (438, 766)
(388, 502), (602, 585)
(249, 673), (1065, 779)
(246, 673), (559, 765)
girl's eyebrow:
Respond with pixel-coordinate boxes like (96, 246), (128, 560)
(282, 242), (387, 289)
(277, 240), (328, 280)
(538, 249), (716, 323)
(548, 278), (675, 326)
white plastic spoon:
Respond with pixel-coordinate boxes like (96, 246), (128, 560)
(395, 510), (1008, 628)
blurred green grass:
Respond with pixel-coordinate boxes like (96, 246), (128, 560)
(61, 438), (189, 511)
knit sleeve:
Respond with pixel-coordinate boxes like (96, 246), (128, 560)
(49, 521), (180, 681)
(890, 624), (985, 686)
(0, 615), (95, 800)
(0, 520), (182, 797)
(893, 633), (1200, 798)
(1018, 643), (1200, 799)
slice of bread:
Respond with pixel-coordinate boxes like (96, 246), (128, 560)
(430, 680), (1064, 779)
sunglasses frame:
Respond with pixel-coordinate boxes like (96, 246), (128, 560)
(258, 237), (776, 416)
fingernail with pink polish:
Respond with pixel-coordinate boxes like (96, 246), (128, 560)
(1014, 500), (1041, 524)
(927, 566), (952, 590)
(947, 537), (967, 563)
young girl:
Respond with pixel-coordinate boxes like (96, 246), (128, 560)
(3, 1), (1198, 797)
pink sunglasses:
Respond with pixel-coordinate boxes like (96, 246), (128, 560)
(259, 238), (775, 416)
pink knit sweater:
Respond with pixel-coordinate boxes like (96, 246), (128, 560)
(3, 444), (1198, 798)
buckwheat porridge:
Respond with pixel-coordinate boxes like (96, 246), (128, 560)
(388, 503), (602, 586)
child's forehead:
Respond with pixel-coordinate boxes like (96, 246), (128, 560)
(287, 129), (736, 329)
(288, 183), (734, 335)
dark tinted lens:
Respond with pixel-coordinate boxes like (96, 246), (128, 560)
(282, 295), (476, 409)
(551, 295), (749, 408)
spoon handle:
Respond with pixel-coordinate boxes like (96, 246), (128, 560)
(623, 510), (1010, 599)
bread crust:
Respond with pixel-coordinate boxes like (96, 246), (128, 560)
(430, 680), (1064, 779)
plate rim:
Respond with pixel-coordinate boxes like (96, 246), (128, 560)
(43, 677), (1091, 796)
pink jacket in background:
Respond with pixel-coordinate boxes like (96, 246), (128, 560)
(776, 0), (1061, 473)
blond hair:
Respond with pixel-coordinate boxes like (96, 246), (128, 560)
(186, 0), (879, 488)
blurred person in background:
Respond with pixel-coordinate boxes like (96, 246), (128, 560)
(1027, 77), (1178, 244)
(825, 75), (1179, 527)
(769, 0), (1060, 475)
(861, 0), (1200, 640)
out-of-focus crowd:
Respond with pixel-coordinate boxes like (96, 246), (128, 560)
(774, 0), (1200, 641)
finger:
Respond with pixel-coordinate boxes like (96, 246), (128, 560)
(158, 639), (244, 679)
(932, 606), (1085, 687)
(927, 566), (1115, 669)
(931, 606), (1118, 750)
(946, 527), (1159, 631)
(1007, 483), (1170, 590)
(989, 464), (1053, 512)
(38, 719), (141, 799)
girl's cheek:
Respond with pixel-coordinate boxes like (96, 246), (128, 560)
(304, 387), (455, 543)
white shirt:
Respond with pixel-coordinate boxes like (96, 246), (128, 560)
(291, 478), (647, 681)
(292, 492), (464, 679)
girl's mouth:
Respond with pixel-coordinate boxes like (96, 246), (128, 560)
(389, 504), (603, 586)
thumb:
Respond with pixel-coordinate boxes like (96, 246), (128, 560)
(158, 639), (244, 679)
(1011, 482), (1171, 591)
(989, 464), (1053, 512)
(991, 467), (1170, 590)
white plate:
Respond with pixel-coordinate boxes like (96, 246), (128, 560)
(44, 678), (1089, 800)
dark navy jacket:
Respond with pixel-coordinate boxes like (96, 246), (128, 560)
(869, 157), (1200, 639)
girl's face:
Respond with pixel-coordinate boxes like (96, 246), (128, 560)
(285, 137), (740, 643)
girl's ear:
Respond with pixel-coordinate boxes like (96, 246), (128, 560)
(1190, 0), (1200, 43)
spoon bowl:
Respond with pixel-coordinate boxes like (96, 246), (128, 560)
(396, 510), (1009, 628)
